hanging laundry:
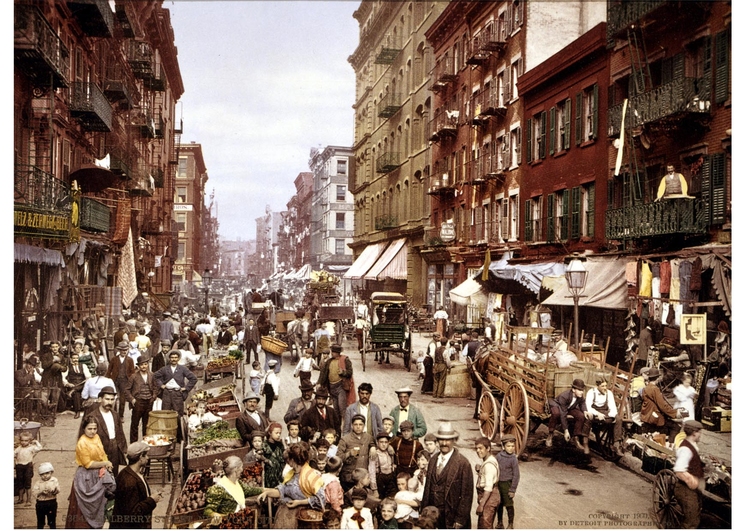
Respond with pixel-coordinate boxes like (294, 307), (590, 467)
(690, 257), (703, 293)
(679, 260), (693, 302)
(660, 260), (671, 295)
(661, 301), (670, 325)
(626, 261), (639, 298)
(670, 259), (681, 301)
(639, 261), (652, 297)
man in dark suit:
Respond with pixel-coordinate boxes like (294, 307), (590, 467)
(106, 341), (137, 419)
(78, 386), (128, 473)
(244, 319), (261, 363)
(546, 378), (593, 454)
(316, 344), (353, 421)
(236, 391), (270, 446)
(153, 350), (197, 417)
(422, 422), (474, 529)
(299, 386), (340, 440)
(216, 322), (233, 347)
(125, 355), (158, 443)
(283, 382), (316, 425)
(150, 340), (172, 374)
(110, 441), (164, 528)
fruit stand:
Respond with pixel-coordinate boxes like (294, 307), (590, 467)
(204, 348), (244, 383)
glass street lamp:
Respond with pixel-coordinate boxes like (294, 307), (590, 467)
(565, 256), (588, 349)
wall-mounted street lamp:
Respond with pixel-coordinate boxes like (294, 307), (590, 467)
(565, 255), (588, 350)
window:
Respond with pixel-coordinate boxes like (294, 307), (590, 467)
(508, 193), (519, 241)
(511, 57), (523, 101)
(178, 157), (187, 177)
(175, 213), (186, 232)
(337, 159), (347, 174)
(550, 99), (571, 154)
(499, 69), (508, 107)
(553, 189), (570, 241)
(177, 241), (185, 259)
(575, 84), (598, 144)
(335, 239), (345, 255)
(336, 185), (346, 201)
(527, 111), (546, 162)
(510, 125), (521, 168)
(335, 212), (345, 229)
(582, 183), (595, 238)
(511, 0), (524, 32)
(176, 186), (187, 203)
(524, 196), (543, 242)
(496, 197), (509, 241)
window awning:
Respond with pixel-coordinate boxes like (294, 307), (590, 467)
(540, 256), (630, 309)
(475, 255), (565, 295)
(14, 243), (65, 267)
(364, 238), (408, 280)
(449, 277), (487, 307)
(343, 242), (387, 279)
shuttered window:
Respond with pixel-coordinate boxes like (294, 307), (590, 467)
(715, 30), (729, 104)
(575, 92), (583, 145)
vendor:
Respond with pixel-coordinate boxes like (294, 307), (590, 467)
(640, 367), (683, 443)
(204, 455), (263, 525)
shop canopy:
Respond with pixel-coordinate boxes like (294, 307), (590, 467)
(364, 238), (408, 280)
(475, 255), (565, 296)
(449, 277), (488, 307)
(293, 264), (312, 280)
(540, 256), (630, 309)
(343, 242), (387, 279)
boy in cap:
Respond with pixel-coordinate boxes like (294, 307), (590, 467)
(369, 432), (397, 500)
(32, 462), (59, 528)
(546, 378), (594, 454)
(337, 413), (374, 491)
(496, 435), (520, 529)
(261, 359), (280, 419)
(341, 487), (374, 529)
(390, 420), (424, 477)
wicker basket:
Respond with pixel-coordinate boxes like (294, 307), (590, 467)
(261, 336), (287, 355)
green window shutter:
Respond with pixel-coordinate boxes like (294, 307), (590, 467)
(710, 153), (726, 225)
(700, 157), (711, 227)
(561, 189), (570, 240)
(571, 186), (581, 239)
(524, 199), (532, 241)
(549, 106), (556, 155)
(526, 118), (532, 164)
(715, 30), (729, 104)
(564, 98), (571, 150)
(547, 193), (555, 242)
(540, 111), (547, 159)
(587, 185), (595, 237)
(591, 84), (599, 140)
(575, 92), (582, 146)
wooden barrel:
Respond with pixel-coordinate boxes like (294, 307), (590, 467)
(147, 410), (179, 439)
(570, 361), (597, 386)
(553, 367), (584, 397)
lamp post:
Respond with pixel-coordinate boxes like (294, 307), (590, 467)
(203, 269), (213, 315)
(565, 255), (588, 350)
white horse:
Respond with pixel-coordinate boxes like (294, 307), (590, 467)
(286, 317), (310, 362)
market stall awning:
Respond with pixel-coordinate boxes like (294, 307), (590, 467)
(540, 256), (630, 309)
(293, 264), (312, 280)
(364, 238), (407, 280)
(343, 242), (387, 279)
(475, 256), (565, 295)
(14, 243), (65, 267)
(449, 277), (488, 307)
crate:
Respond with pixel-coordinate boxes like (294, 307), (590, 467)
(185, 444), (249, 471)
(701, 406), (731, 432)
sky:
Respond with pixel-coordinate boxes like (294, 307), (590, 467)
(167, 0), (361, 241)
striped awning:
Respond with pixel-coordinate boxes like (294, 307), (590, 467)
(364, 238), (407, 280)
(343, 242), (387, 279)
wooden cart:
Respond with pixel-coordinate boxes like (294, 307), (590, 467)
(363, 292), (411, 372)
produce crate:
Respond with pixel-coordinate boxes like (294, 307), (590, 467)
(171, 470), (213, 526)
(205, 401), (242, 428)
(185, 443), (249, 472)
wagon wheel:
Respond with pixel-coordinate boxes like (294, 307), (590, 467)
(500, 381), (530, 454)
(652, 469), (683, 529)
(477, 388), (499, 439)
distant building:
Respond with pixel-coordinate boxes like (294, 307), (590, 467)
(278, 172), (313, 271)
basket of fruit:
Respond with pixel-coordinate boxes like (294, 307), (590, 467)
(260, 335), (287, 355)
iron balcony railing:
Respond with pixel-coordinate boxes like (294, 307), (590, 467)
(68, 82), (113, 132)
(471, 85), (506, 124)
(429, 108), (459, 141)
(605, 198), (707, 240)
(376, 152), (401, 174)
(427, 161), (454, 196)
(377, 93), (402, 118)
(374, 33), (402, 65)
(430, 54), (457, 92)
(128, 41), (154, 79)
(607, 75), (711, 137)
(14, 4), (70, 89)
(467, 20), (507, 65)
(133, 106), (156, 138)
(105, 145), (134, 179)
(14, 164), (70, 212)
(606, 1), (668, 43)
(66, 0), (115, 38)
(80, 197), (110, 233)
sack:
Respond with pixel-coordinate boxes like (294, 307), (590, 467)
(152, 398), (162, 411)
(342, 377), (352, 392)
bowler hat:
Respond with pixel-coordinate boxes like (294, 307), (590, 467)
(314, 386), (329, 398)
(330, 344), (343, 354)
(434, 422), (459, 440)
(571, 378), (585, 391)
(136, 355), (150, 365)
(116, 341), (130, 351)
(99, 386), (117, 397)
(299, 382), (315, 392)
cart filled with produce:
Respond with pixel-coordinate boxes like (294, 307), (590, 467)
(204, 348), (244, 383)
(184, 420), (248, 472)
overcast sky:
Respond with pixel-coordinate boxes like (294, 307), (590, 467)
(168, 0), (360, 241)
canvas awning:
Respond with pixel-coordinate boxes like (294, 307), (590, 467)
(476, 256), (565, 295)
(364, 238), (408, 280)
(540, 256), (630, 309)
(293, 264), (312, 280)
(449, 277), (488, 307)
(343, 242), (387, 279)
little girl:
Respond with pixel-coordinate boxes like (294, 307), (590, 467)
(284, 419), (301, 448)
(247, 361), (262, 395)
(293, 348), (319, 389)
(412, 449), (430, 500)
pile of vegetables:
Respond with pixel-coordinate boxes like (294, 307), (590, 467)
(218, 507), (259, 529)
(173, 469), (214, 515)
(188, 421), (243, 458)
(206, 358), (238, 372)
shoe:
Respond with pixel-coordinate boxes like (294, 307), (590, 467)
(574, 438), (584, 451)
(74, 412), (80, 419)
(581, 437), (590, 455)
(545, 435), (553, 447)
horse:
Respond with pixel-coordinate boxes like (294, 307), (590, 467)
(286, 317), (310, 363)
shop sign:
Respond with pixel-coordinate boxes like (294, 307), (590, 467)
(14, 205), (71, 240)
(174, 204), (193, 211)
(440, 221), (456, 243)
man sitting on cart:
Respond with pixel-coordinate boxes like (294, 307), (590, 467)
(585, 378), (624, 457)
(546, 378), (593, 454)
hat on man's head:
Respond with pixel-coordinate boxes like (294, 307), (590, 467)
(250, 430), (266, 441)
(299, 382), (315, 392)
(376, 432), (390, 441)
(267, 359), (278, 367)
(434, 422), (460, 440)
(160, 339), (172, 347)
(645, 367), (661, 380)
(243, 391), (261, 403)
(500, 434), (516, 444)
(99, 386), (117, 398)
(395, 386), (413, 396)
(116, 341), (130, 351)
(38, 462), (54, 474)
(330, 344), (343, 354)
(25, 356), (38, 366)
(571, 379), (586, 391)
(382, 415), (395, 424)
(351, 487), (368, 501)
(352, 414), (366, 424)
(684, 420), (703, 432)
(127, 441), (151, 460)
(136, 355), (150, 365)
(163, 311), (171, 317)
(314, 386), (329, 398)
(718, 320), (729, 334)
(399, 420), (414, 431)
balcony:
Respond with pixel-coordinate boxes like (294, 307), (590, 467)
(115, 2), (136, 39)
(374, 215), (398, 231)
(132, 106), (156, 138)
(430, 54), (457, 92)
(142, 219), (165, 235)
(427, 165), (454, 196)
(127, 41), (154, 80)
(607, 75), (711, 137)
(429, 109), (459, 142)
(152, 167), (164, 188)
(605, 1), (710, 44)
(80, 197), (110, 233)
(376, 152), (401, 174)
(105, 146), (134, 179)
(14, 164), (69, 212)
(466, 153), (504, 186)
(605, 198), (707, 240)
(374, 33), (402, 65)
(423, 226), (447, 247)
(130, 175), (155, 197)
(68, 82), (113, 132)
(104, 62), (138, 109)
(154, 113), (165, 139)
(14, 4), (70, 89)
(467, 221), (505, 246)
(471, 85), (506, 126)
(66, 0), (115, 38)
(145, 63), (166, 92)
(377, 93), (402, 118)
(467, 21), (507, 65)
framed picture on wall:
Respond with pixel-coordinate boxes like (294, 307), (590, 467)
(680, 314), (706, 345)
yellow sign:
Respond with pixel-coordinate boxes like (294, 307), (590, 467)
(14, 207), (71, 239)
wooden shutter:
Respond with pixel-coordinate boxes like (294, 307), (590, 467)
(560, 189), (570, 241)
(710, 153), (726, 225)
(501, 198), (509, 240)
(524, 199), (532, 241)
(525, 118), (532, 164)
(540, 111), (547, 159)
(571, 186), (581, 239)
(591, 84), (599, 140)
(564, 98), (571, 150)
(547, 193), (555, 242)
(715, 30), (729, 104)
(575, 92), (582, 145)
(587, 184), (595, 237)
(549, 106), (556, 155)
